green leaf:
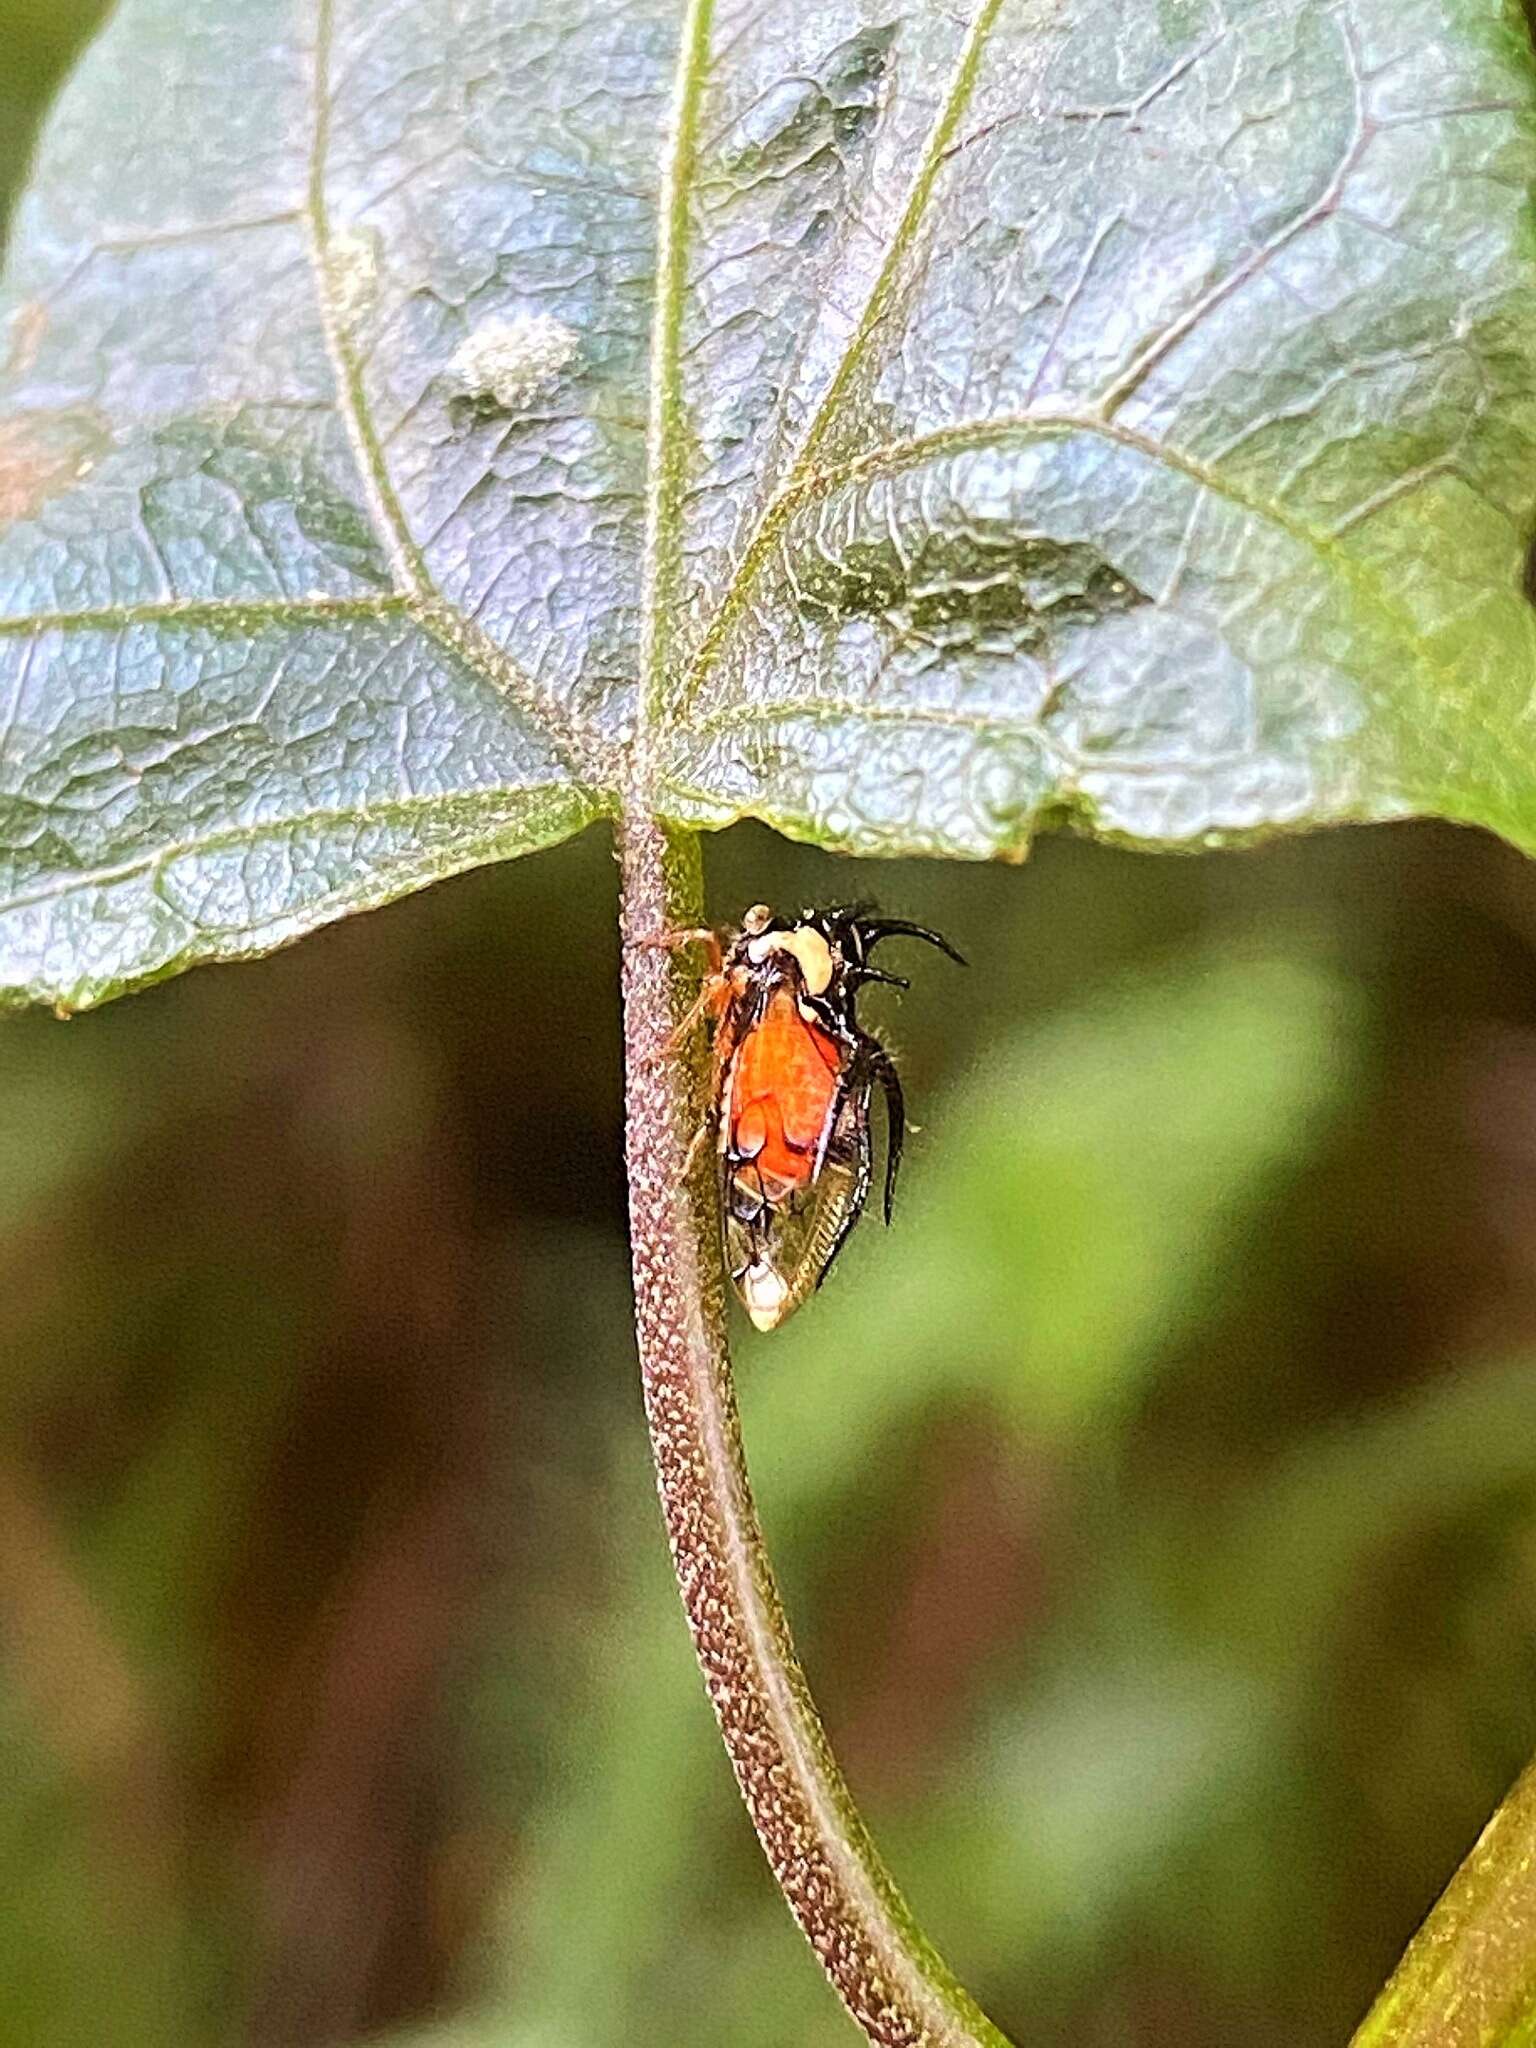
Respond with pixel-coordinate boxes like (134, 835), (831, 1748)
(2, 0), (1535, 1006)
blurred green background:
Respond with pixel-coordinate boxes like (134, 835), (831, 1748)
(7, 10), (1536, 2048)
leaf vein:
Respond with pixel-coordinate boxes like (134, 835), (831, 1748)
(0, 784), (595, 918)
(673, 0), (1007, 725)
(0, 595), (411, 638)
(1097, 8), (1370, 416)
(638, 0), (718, 745)
(306, 0), (431, 600)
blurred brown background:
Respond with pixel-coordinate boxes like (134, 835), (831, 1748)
(5, 10), (1536, 2048)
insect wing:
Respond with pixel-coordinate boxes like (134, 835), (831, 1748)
(724, 1075), (873, 1330)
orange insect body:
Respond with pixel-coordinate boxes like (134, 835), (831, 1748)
(694, 904), (964, 1331)
(728, 986), (842, 1200)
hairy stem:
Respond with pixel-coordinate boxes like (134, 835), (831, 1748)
(617, 805), (1013, 2048)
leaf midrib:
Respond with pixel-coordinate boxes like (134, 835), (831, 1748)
(637, 0), (718, 751)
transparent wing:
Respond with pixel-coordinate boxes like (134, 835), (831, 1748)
(723, 1078), (872, 1330)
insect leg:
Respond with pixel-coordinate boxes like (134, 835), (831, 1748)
(633, 925), (725, 986)
(680, 1112), (716, 1180)
(666, 979), (717, 1052)
(634, 978), (718, 1070)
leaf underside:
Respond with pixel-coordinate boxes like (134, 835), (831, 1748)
(1, 0), (1534, 1007)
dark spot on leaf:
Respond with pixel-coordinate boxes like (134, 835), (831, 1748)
(800, 208), (834, 255)
(293, 483), (387, 579)
(827, 23), (897, 145)
(1523, 523), (1536, 609)
(148, 412), (393, 590)
(0, 808), (85, 877)
(796, 529), (1147, 658)
(721, 24), (896, 181)
(446, 389), (498, 433)
(1029, 789), (1102, 837)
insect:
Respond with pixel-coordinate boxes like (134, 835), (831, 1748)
(681, 904), (964, 1331)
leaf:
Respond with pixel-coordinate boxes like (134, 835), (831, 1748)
(2, 0), (1535, 1007)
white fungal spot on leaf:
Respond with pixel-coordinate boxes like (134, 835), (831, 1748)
(449, 311), (578, 411)
(329, 228), (380, 330)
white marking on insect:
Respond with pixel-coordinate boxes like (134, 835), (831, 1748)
(742, 1262), (790, 1331)
(745, 924), (834, 995)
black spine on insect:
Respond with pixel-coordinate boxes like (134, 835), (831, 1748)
(802, 907), (966, 1232)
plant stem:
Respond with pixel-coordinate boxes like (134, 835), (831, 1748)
(616, 805), (1014, 2048)
(1351, 1754), (1536, 2047)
